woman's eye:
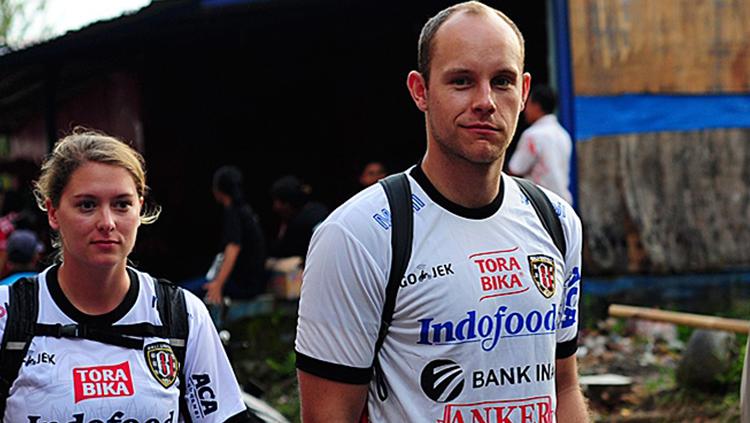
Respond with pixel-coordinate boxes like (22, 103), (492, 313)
(114, 200), (133, 211)
(77, 200), (96, 211)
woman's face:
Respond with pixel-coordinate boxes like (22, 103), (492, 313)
(48, 161), (143, 270)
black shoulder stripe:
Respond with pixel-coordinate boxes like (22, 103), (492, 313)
(555, 336), (578, 359)
(295, 350), (372, 385)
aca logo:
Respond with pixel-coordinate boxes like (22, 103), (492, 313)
(561, 267), (581, 329)
(469, 248), (528, 302)
(421, 359), (465, 403)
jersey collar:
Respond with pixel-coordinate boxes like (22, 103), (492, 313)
(46, 265), (140, 326)
(409, 163), (505, 219)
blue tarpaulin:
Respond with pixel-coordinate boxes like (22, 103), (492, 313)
(575, 94), (750, 141)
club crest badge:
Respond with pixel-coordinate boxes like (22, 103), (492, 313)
(145, 342), (179, 388)
(528, 254), (556, 298)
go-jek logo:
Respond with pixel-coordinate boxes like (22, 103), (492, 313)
(417, 305), (557, 352)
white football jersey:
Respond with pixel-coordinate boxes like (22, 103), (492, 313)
(0, 266), (248, 422)
(296, 166), (582, 423)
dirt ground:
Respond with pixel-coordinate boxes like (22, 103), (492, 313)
(227, 304), (745, 423)
(579, 320), (744, 423)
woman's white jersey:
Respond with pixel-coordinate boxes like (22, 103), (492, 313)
(296, 167), (582, 423)
(0, 266), (248, 422)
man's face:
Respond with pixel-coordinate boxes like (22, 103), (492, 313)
(410, 12), (530, 166)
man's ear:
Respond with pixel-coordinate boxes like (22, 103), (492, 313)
(47, 199), (59, 230)
(407, 71), (429, 112)
(520, 72), (531, 110)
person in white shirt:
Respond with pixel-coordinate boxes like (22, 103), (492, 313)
(509, 85), (573, 204)
(0, 129), (252, 422)
(295, 2), (589, 422)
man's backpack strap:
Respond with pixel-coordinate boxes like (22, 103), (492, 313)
(512, 177), (567, 258)
(153, 278), (192, 422)
(373, 172), (413, 401)
(0, 277), (39, 418)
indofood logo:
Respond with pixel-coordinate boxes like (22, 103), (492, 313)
(421, 359), (465, 403)
(417, 304), (557, 352)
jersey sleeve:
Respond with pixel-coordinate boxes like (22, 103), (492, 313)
(555, 200), (583, 359)
(295, 220), (386, 385)
(508, 132), (537, 176)
(0, 285), (8, 340)
(181, 291), (250, 421)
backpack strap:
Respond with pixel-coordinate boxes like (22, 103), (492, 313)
(0, 277), (39, 418)
(373, 172), (413, 401)
(152, 278), (191, 422)
(512, 177), (567, 258)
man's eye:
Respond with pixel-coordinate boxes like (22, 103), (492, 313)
(492, 77), (512, 87)
(452, 78), (470, 87)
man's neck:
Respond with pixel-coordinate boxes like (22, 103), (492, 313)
(421, 152), (503, 208)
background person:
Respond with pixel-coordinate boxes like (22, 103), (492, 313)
(508, 84), (573, 203)
(0, 129), (253, 421)
(201, 165), (268, 306)
(267, 175), (328, 261)
(0, 229), (42, 286)
(358, 161), (387, 188)
(294, 2), (588, 422)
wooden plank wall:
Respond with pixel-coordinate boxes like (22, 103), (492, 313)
(570, 0), (750, 275)
(570, 0), (750, 95)
(578, 129), (750, 275)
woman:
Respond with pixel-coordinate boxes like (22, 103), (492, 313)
(0, 130), (254, 421)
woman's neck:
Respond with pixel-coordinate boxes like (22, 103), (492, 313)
(57, 260), (131, 315)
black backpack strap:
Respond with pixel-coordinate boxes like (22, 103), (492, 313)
(0, 277), (39, 417)
(373, 172), (413, 401)
(32, 322), (172, 350)
(153, 278), (191, 422)
(513, 177), (567, 258)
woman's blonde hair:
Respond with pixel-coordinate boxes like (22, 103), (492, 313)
(34, 128), (161, 225)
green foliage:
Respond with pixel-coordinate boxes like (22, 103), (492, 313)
(0, 0), (48, 48)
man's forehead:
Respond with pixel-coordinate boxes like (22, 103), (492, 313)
(432, 10), (524, 69)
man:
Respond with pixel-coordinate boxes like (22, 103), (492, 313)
(508, 85), (573, 204)
(358, 161), (388, 187)
(0, 229), (41, 286)
(202, 166), (267, 305)
(295, 2), (589, 422)
(268, 175), (328, 260)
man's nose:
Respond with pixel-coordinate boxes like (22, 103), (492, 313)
(472, 83), (497, 115)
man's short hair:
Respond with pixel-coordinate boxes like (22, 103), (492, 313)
(417, 1), (525, 84)
(530, 85), (557, 114)
(7, 229), (41, 265)
(270, 175), (310, 208)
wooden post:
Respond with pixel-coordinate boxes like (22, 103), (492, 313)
(608, 304), (750, 334)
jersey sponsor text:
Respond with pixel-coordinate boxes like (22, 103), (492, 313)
(26, 410), (175, 423)
(73, 362), (134, 403)
(469, 249), (528, 301)
(417, 305), (557, 352)
(23, 351), (56, 367)
(188, 373), (218, 417)
(437, 396), (553, 423)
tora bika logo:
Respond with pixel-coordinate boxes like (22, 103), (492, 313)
(420, 359), (465, 403)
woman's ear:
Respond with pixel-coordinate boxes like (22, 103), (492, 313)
(46, 199), (60, 230)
